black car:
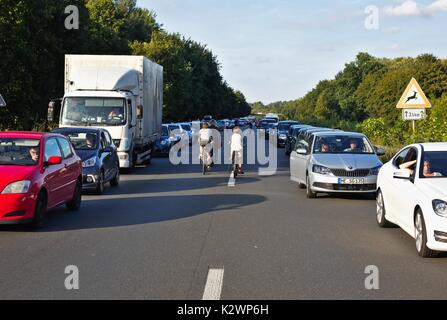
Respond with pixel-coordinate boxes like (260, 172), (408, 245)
(277, 121), (300, 148)
(52, 128), (120, 194)
(285, 125), (312, 156)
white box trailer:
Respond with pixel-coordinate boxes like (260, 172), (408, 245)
(58, 55), (163, 168)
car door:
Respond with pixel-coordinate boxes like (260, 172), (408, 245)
(57, 137), (78, 202)
(99, 132), (113, 181)
(385, 147), (418, 229)
(104, 130), (118, 178)
(43, 138), (65, 208)
(290, 138), (311, 184)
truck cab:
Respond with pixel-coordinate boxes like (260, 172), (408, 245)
(60, 90), (137, 168)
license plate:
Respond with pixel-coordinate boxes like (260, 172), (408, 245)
(338, 178), (365, 185)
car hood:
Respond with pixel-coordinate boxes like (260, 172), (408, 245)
(74, 149), (98, 162)
(0, 165), (37, 191)
(313, 153), (382, 169)
(418, 179), (447, 200)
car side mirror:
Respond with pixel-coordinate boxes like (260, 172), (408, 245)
(376, 148), (386, 157)
(296, 148), (307, 155)
(46, 156), (62, 166)
(393, 169), (412, 180)
(137, 105), (143, 120)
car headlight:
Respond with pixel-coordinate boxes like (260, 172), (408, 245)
(2, 180), (31, 194)
(369, 165), (382, 176)
(160, 139), (168, 146)
(313, 165), (332, 175)
(433, 200), (447, 218)
(82, 157), (96, 168)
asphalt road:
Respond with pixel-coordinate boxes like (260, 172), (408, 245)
(1, 141), (447, 300)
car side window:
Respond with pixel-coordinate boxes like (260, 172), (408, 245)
(57, 137), (73, 159)
(393, 148), (410, 168)
(104, 131), (113, 147)
(44, 138), (62, 162)
(100, 133), (108, 150)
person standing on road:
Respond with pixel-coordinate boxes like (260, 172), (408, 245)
(230, 126), (244, 175)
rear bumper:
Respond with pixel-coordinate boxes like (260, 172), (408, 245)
(0, 193), (36, 223)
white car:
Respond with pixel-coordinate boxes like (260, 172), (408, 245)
(376, 143), (447, 257)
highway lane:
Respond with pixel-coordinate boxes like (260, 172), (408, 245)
(1, 144), (447, 299)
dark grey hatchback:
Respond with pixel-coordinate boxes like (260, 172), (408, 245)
(52, 128), (120, 194)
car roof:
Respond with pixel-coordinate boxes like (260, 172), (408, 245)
(419, 143), (447, 152)
(314, 131), (365, 138)
(0, 131), (50, 139)
(52, 127), (102, 134)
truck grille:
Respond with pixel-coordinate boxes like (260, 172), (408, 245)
(330, 169), (370, 177)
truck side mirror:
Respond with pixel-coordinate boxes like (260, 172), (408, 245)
(0, 94), (6, 108)
(137, 105), (143, 120)
(48, 99), (62, 122)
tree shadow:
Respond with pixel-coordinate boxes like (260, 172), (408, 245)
(0, 193), (267, 233)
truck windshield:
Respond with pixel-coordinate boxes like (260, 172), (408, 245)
(62, 97), (126, 126)
(0, 139), (40, 166)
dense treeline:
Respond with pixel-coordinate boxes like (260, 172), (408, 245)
(252, 52), (447, 146)
(0, 0), (250, 130)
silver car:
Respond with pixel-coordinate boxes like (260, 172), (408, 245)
(290, 131), (385, 198)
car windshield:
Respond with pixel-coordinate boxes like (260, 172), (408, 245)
(0, 138), (41, 166)
(420, 151), (447, 178)
(313, 135), (374, 154)
(278, 123), (297, 131)
(62, 97), (126, 126)
(64, 132), (98, 150)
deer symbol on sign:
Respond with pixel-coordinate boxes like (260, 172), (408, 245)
(405, 91), (418, 103)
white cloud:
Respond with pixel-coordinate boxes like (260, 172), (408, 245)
(384, 0), (447, 17)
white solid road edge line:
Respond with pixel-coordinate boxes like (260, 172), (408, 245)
(228, 172), (236, 187)
(202, 268), (225, 300)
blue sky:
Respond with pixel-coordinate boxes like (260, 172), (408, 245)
(138, 0), (447, 103)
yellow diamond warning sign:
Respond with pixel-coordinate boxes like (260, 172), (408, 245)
(397, 78), (431, 109)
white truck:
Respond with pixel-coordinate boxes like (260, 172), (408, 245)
(49, 55), (163, 169)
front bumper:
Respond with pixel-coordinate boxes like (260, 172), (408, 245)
(82, 167), (100, 190)
(310, 173), (378, 193)
(0, 193), (37, 223)
(426, 214), (447, 252)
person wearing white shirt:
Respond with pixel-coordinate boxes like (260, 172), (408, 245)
(199, 123), (213, 165)
(230, 127), (244, 174)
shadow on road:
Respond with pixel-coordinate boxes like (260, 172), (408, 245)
(0, 194), (267, 233)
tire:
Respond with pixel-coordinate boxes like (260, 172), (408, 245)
(415, 209), (438, 258)
(376, 190), (394, 228)
(95, 171), (104, 195)
(110, 167), (120, 187)
(67, 180), (82, 211)
(299, 183), (306, 189)
(306, 175), (317, 199)
(32, 192), (47, 229)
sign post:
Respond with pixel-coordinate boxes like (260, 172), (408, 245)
(396, 78), (431, 134)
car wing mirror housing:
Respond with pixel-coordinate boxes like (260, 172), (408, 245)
(393, 169), (412, 180)
(296, 148), (308, 155)
(47, 156), (63, 166)
(376, 148), (386, 156)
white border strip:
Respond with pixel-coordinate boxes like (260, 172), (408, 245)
(202, 268), (225, 300)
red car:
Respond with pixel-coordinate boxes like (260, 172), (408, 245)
(0, 132), (82, 228)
